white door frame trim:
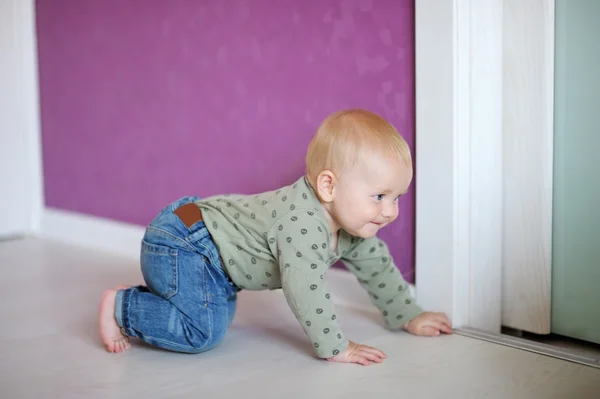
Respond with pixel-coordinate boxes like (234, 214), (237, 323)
(415, 0), (555, 334)
(414, 0), (504, 332)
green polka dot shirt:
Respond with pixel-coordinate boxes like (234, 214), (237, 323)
(196, 176), (424, 358)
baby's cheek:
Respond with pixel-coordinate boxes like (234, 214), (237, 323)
(354, 204), (372, 220)
(365, 210), (380, 223)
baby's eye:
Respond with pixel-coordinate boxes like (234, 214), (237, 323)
(374, 194), (384, 201)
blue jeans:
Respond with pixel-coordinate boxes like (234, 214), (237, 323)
(115, 196), (239, 353)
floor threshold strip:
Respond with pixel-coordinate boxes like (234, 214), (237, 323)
(454, 327), (600, 369)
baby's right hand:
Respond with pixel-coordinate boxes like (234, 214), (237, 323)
(327, 340), (386, 366)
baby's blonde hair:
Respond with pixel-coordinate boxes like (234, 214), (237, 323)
(305, 109), (412, 183)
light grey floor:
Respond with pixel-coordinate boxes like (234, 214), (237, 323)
(1, 238), (599, 399)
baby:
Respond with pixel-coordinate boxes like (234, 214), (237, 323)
(99, 109), (452, 366)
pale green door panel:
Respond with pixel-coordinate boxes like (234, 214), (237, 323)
(552, 0), (600, 344)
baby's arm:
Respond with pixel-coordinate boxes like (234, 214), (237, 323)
(341, 236), (425, 329)
(267, 211), (385, 365)
(342, 236), (452, 336)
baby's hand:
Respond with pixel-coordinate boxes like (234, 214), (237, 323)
(327, 340), (386, 366)
(403, 312), (453, 336)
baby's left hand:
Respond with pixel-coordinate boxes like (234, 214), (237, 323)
(403, 312), (453, 336)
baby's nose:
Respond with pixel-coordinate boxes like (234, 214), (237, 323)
(381, 203), (397, 218)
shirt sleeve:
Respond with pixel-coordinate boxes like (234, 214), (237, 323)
(267, 210), (349, 359)
(341, 236), (424, 329)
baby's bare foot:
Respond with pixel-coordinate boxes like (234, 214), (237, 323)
(99, 288), (130, 353)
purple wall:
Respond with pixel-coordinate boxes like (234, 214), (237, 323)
(36, 0), (417, 282)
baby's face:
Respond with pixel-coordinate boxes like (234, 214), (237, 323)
(331, 152), (412, 238)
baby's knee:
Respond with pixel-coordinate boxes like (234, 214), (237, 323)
(184, 336), (223, 354)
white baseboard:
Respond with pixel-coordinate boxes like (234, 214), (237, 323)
(40, 208), (145, 259)
(39, 207), (416, 303)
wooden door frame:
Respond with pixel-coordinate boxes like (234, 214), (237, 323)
(414, 0), (555, 334)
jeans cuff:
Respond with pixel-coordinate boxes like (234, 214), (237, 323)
(114, 288), (131, 336)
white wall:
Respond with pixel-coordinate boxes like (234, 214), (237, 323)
(0, 0), (44, 238)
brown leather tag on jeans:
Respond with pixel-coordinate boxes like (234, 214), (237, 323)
(173, 203), (203, 228)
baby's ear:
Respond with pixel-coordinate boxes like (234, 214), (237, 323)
(316, 170), (337, 202)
